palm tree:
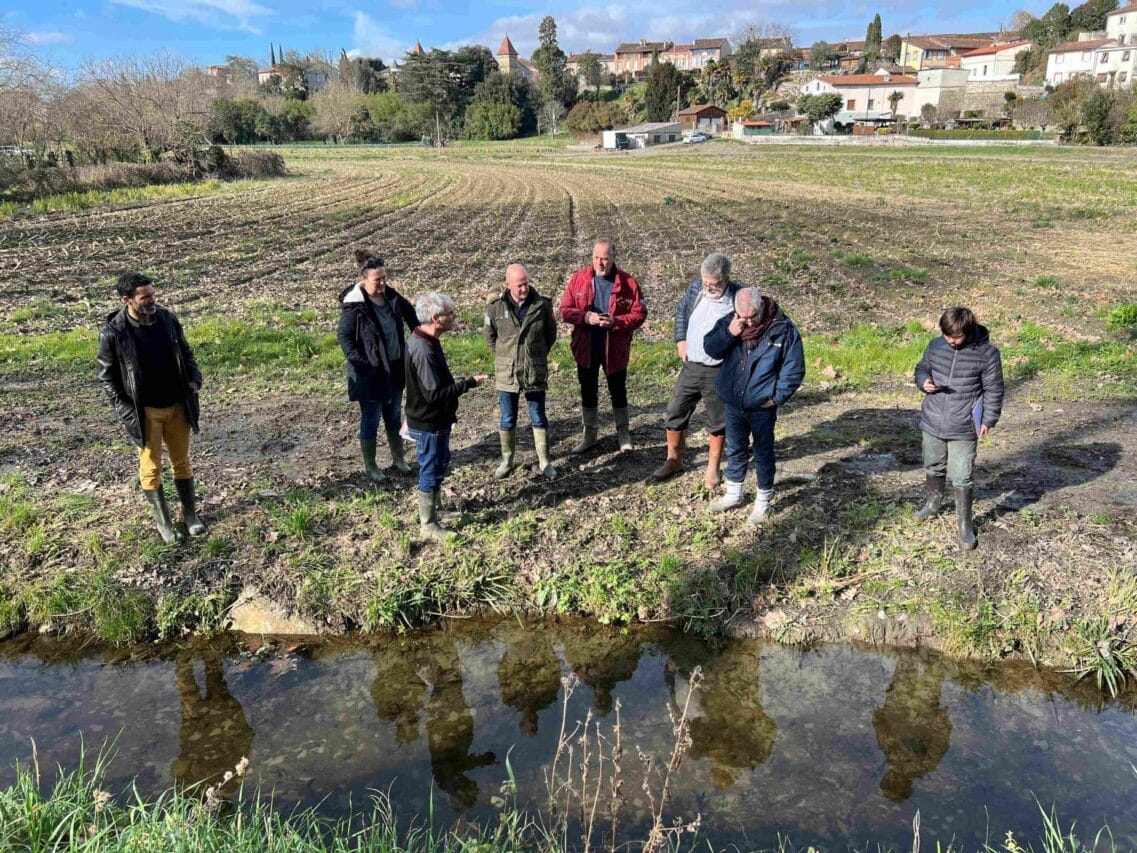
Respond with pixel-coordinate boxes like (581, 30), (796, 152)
(888, 90), (903, 118)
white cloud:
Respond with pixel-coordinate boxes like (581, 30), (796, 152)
(350, 11), (411, 63)
(108, 0), (273, 34)
(25, 31), (75, 45)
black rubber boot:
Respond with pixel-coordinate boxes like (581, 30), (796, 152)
(914, 475), (946, 521)
(955, 486), (977, 550)
(143, 487), (182, 544)
(174, 478), (207, 537)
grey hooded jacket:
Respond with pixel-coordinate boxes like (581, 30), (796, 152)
(914, 326), (1005, 440)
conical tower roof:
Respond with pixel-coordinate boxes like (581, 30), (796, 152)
(497, 34), (518, 56)
(412, 40), (425, 54)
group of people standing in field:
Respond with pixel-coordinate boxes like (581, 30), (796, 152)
(96, 238), (1005, 551)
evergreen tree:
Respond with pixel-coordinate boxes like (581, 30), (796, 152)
(1070, 0), (1118, 33)
(644, 58), (692, 121)
(270, 45), (276, 66)
(865, 14), (883, 58)
(531, 16), (576, 108)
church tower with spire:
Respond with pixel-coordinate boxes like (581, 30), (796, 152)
(496, 35), (518, 75)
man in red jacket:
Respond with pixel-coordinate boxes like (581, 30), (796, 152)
(559, 239), (647, 453)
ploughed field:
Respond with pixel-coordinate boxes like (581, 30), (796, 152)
(0, 141), (1135, 669)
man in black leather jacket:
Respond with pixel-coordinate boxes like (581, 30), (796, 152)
(96, 272), (204, 543)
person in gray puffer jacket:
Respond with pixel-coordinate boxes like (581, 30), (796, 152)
(913, 306), (1004, 549)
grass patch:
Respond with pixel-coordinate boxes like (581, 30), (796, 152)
(1105, 303), (1137, 333)
(21, 569), (153, 645)
(155, 590), (233, 639)
(2, 180), (224, 218)
(837, 251), (875, 267)
(0, 745), (1125, 852)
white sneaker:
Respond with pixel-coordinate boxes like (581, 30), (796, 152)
(747, 488), (774, 526)
(709, 480), (745, 514)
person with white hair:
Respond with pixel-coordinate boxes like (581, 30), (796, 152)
(703, 285), (805, 525)
(404, 292), (487, 540)
(652, 252), (741, 488)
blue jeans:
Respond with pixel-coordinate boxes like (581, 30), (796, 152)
(724, 405), (777, 489)
(499, 390), (548, 429)
(359, 396), (402, 440)
(409, 427), (451, 493)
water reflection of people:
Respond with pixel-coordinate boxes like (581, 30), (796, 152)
(171, 648), (253, 793)
(666, 641), (776, 789)
(560, 628), (642, 715)
(370, 635), (495, 811)
(371, 640), (431, 744)
(497, 629), (561, 736)
(873, 654), (952, 802)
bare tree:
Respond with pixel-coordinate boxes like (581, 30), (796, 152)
(0, 27), (42, 93)
(732, 22), (794, 50)
(77, 53), (213, 162)
(312, 81), (363, 141)
(1008, 10), (1036, 31)
(538, 99), (567, 135)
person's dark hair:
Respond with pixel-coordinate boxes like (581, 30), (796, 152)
(939, 306), (977, 338)
(116, 271), (153, 299)
(354, 248), (384, 273)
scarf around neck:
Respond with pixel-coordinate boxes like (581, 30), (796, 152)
(741, 296), (778, 349)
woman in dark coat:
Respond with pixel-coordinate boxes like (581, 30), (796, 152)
(913, 306), (1005, 549)
(337, 249), (419, 482)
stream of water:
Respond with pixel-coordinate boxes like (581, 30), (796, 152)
(2, 620), (1135, 849)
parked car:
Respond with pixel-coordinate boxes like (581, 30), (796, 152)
(683, 132), (709, 144)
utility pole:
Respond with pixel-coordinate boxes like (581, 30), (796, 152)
(675, 83), (681, 121)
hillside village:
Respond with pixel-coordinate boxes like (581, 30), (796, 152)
(196, 1), (1136, 147)
(3, 0), (1136, 174)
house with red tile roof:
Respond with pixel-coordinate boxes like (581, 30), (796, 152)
(897, 32), (1013, 70)
(959, 41), (1031, 81)
(800, 69), (920, 125)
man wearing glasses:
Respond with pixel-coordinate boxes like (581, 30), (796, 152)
(702, 286), (805, 525)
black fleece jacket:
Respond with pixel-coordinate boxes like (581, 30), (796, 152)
(404, 328), (476, 431)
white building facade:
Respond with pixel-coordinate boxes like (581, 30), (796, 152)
(1046, 5), (1137, 88)
(800, 70), (920, 120)
(959, 41), (1031, 81)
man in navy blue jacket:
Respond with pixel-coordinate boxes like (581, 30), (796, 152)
(703, 286), (805, 525)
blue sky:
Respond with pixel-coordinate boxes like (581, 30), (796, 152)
(5, 0), (1047, 69)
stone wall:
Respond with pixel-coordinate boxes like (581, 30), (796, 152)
(962, 81), (1045, 116)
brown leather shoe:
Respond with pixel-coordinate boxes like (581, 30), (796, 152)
(652, 430), (685, 480)
(704, 433), (725, 490)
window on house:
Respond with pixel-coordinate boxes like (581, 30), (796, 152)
(1121, 71), (1129, 81)
(847, 99), (856, 109)
(1101, 53), (1109, 63)
(867, 98), (875, 108)
(983, 64), (988, 75)
(1124, 51), (1132, 61)
(1098, 72), (1108, 81)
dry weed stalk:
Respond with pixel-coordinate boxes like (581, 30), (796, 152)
(543, 668), (702, 853)
(642, 666), (703, 853)
(202, 754), (249, 813)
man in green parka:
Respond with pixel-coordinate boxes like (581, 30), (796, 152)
(484, 263), (558, 480)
